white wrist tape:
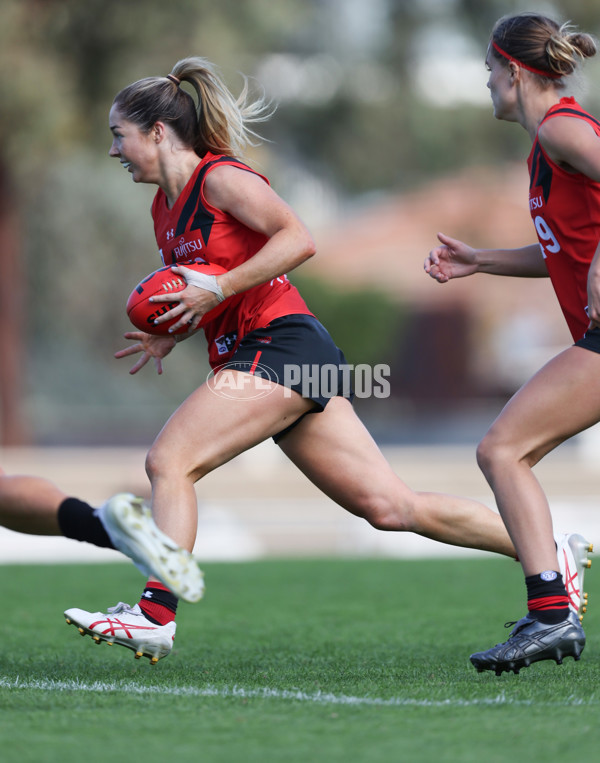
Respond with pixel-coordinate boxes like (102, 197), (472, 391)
(178, 266), (226, 303)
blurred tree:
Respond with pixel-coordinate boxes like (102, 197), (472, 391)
(0, 0), (77, 444)
(457, 0), (600, 39)
(0, 161), (25, 444)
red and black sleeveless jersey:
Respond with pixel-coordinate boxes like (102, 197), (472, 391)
(528, 97), (600, 340)
(151, 152), (313, 368)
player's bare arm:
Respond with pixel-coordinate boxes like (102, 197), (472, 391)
(425, 232), (547, 282)
(203, 164), (316, 297)
(539, 116), (600, 180)
(587, 240), (600, 326)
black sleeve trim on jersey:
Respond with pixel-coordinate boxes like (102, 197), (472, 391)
(175, 170), (209, 238)
(174, 156), (255, 246)
(189, 157), (240, 240)
(543, 107), (600, 130)
(529, 141), (553, 203)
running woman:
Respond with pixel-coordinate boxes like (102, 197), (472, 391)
(425, 12), (596, 675)
(65, 55), (581, 664)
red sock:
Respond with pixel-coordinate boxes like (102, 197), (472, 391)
(138, 581), (178, 625)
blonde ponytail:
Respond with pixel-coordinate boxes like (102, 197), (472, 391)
(113, 57), (273, 158)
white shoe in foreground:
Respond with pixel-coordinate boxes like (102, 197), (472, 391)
(556, 533), (593, 622)
(64, 603), (175, 664)
(98, 493), (204, 603)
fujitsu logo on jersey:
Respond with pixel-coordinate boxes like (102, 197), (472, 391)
(172, 237), (203, 259)
(529, 194), (544, 210)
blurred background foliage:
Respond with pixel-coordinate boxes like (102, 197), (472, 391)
(1, 0), (599, 445)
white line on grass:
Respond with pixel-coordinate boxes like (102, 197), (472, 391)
(0, 677), (597, 707)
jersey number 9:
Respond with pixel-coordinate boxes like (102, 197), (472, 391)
(534, 215), (560, 258)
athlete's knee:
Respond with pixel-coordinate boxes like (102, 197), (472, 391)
(476, 432), (496, 477)
(476, 428), (520, 479)
(361, 492), (416, 532)
(145, 439), (210, 485)
(144, 444), (163, 484)
(145, 442), (186, 483)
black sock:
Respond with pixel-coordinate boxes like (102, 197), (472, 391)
(526, 571), (569, 624)
(57, 498), (115, 549)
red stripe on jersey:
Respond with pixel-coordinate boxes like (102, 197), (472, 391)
(249, 351), (262, 374)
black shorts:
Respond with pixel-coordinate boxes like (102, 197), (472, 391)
(221, 314), (354, 440)
(574, 326), (600, 354)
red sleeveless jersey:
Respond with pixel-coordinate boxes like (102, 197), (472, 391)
(528, 97), (600, 340)
(151, 152), (313, 368)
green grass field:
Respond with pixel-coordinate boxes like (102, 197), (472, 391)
(1, 557), (599, 762)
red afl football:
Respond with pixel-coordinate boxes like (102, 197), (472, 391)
(126, 259), (229, 335)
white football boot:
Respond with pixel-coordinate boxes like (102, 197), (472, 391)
(98, 493), (204, 603)
(556, 533), (593, 622)
(65, 602), (175, 664)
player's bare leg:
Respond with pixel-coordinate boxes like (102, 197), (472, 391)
(0, 471), (64, 534)
(144, 370), (316, 550)
(468, 346), (598, 674)
(277, 396), (516, 557)
(476, 345), (600, 575)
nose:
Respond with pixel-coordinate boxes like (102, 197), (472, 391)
(109, 141), (119, 157)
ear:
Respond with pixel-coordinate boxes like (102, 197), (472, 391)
(151, 121), (168, 144)
(508, 61), (521, 83)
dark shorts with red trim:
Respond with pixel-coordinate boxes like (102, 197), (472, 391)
(222, 314), (353, 441)
(574, 325), (600, 354)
